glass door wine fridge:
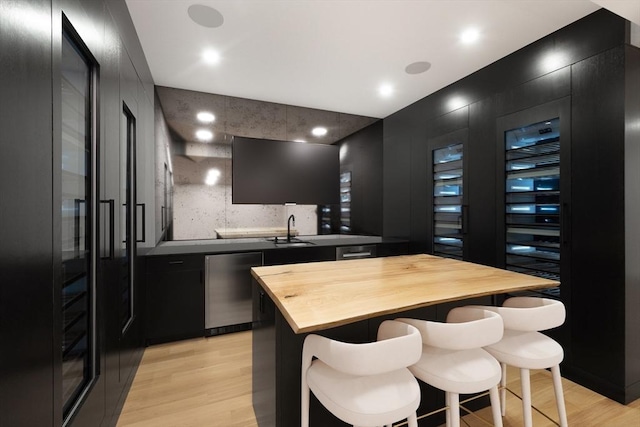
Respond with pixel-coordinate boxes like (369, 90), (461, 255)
(430, 129), (468, 260)
(498, 98), (571, 299)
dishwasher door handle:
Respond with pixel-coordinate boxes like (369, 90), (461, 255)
(341, 251), (373, 259)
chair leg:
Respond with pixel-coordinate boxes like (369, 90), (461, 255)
(301, 383), (310, 427)
(449, 392), (460, 427)
(445, 392), (451, 427)
(551, 365), (569, 427)
(520, 368), (533, 427)
(407, 412), (418, 427)
(500, 362), (507, 416)
(489, 384), (503, 427)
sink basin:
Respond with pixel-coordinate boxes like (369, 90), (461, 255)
(266, 237), (316, 247)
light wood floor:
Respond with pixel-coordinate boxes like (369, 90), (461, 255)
(117, 331), (640, 427)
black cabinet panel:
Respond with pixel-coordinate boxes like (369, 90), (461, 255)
(570, 46), (626, 391)
(146, 255), (205, 344)
(337, 120), (383, 236)
(467, 97), (498, 267)
(496, 67), (571, 117)
(0, 1), (55, 426)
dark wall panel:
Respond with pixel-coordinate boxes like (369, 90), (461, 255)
(570, 46), (626, 392)
(467, 97), (497, 267)
(383, 108), (420, 239)
(338, 120), (383, 236)
(624, 45), (640, 395)
(0, 1), (55, 426)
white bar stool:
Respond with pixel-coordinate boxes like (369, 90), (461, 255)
(301, 320), (423, 427)
(474, 297), (568, 427)
(397, 307), (504, 427)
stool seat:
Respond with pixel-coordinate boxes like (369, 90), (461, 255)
(301, 320), (423, 427)
(410, 347), (501, 394)
(307, 361), (421, 426)
(471, 297), (568, 427)
(398, 307), (505, 427)
(485, 330), (564, 370)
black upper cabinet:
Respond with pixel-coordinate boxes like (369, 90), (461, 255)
(232, 137), (340, 205)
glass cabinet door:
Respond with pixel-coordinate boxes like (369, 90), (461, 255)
(504, 118), (561, 286)
(60, 28), (97, 420)
(432, 143), (464, 259)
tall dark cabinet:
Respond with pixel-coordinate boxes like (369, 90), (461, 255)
(1, 1), (154, 426)
(1, 1), (55, 426)
(383, 9), (640, 404)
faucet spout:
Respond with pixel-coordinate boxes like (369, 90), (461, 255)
(287, 214), (295, 242)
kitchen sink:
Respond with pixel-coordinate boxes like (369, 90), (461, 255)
(266, 237), (316, 247)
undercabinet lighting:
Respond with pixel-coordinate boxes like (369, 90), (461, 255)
(197, 111), (215, 123)
(294, 139), (307, 143)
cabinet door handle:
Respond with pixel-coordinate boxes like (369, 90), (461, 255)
(100, 199), (115, 260)
(168, 260), (184, 265)
(561, 202), (570, 247)
(461, 204), (469, 235)
(136, 203), (146, 243)
(259, 290), (265, 314)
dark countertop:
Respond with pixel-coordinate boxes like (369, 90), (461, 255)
(145, 234), (404, 256)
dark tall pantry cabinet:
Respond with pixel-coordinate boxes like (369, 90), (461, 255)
(1, 1), (156, 426)
(383, 10), (640, 404)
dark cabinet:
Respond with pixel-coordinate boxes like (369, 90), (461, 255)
(145, 255), (205, 344)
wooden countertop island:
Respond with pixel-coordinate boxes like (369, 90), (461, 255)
(251, 253), (558, 334)
(250, 254), (559, 427)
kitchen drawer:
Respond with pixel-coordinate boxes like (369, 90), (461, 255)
(146, 254), (204, 272)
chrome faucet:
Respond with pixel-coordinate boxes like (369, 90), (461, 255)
(287, 214), (295, 242)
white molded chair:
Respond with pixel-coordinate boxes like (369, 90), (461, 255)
(301, 320), (422, 427)
(475, 297), (568, 427)
(398, 307), (504, 427)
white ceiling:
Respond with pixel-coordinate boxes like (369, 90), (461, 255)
(125, 1), (634, 119)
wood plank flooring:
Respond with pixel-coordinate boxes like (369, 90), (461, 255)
(117, 331), (640, 427)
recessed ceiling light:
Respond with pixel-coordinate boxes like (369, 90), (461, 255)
(379, 84), (393, 97)
(197, 111), (215, 123)
(460, 28), (480, 44)
(195, 129), (213, 141)
(188, 4), (224, 28)
(312, 127), (328, 137)
(405, 61), (431, 75)
(202, 49), (220, 65)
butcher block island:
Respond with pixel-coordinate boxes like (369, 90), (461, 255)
(250, 254), (559, 427)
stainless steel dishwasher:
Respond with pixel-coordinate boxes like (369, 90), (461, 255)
(204, 252), (263, 335)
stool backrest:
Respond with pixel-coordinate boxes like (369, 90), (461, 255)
(397, 308), (503, 350)
(472, 297), (565, 332)
(302, 320), (422, 377)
